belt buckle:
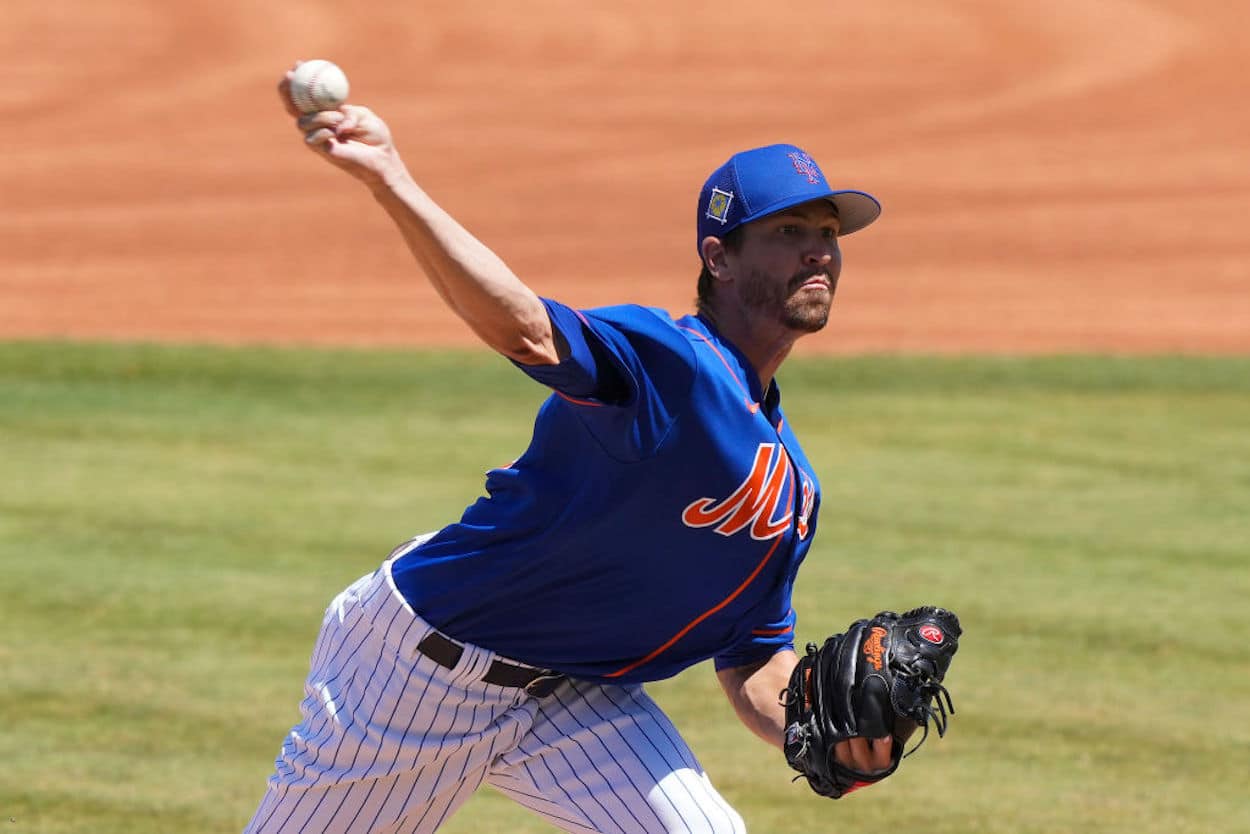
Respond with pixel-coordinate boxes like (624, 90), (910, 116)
(524, 673), (565, 698)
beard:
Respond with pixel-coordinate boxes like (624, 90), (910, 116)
(738, 266), (836, 333)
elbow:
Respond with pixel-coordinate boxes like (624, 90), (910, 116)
(496, 315), (563, 366)
(497, 332), (561, 366)
(461, 299), (562, 365)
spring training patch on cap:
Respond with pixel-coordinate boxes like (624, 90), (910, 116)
(706, 188), (734, 224)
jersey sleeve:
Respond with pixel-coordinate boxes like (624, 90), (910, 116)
(713, 606), (798, 672)
(513, 298), (698, 461)
(511, 298), (630, 401)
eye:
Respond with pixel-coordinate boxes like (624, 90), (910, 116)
(821, 227), (838, 240)
(778, 224), (799, 235)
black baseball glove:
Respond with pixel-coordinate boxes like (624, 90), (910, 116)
(781, 606), (961, 799)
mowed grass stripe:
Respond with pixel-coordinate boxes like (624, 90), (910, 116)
(2, 342), (1247, 834)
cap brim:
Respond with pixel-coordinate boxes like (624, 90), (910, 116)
(735, 189), (882, 238)
(826, 190), (881, 236)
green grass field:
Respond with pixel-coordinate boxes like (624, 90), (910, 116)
(3, 342), (1247, 834)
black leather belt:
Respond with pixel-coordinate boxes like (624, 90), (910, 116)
(417, 630), (566, 698)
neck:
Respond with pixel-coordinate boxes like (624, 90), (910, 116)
(700, 305), (800, 391)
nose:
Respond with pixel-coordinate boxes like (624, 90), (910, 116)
(803, 242), (835, 266)
(797, 227), (834, 262)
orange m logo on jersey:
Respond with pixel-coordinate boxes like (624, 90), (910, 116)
(683, 443), (807, 541)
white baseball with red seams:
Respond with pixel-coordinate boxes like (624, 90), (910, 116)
(289, 60), (350, 113)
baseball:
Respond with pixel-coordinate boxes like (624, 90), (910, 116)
(289, 59), (350, 113)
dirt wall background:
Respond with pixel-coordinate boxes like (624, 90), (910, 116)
(5, 0), (1248, 353)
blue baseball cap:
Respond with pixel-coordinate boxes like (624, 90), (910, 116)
(696, 143), (881, 259)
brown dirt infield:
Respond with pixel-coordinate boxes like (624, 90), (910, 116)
(4, 1), (1247, 354)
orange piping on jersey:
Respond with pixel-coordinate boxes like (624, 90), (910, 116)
(677, 325), (759, 414)
(751, 624), (794, 636)
(555, 391), (605, 408)
(605, 535), (785, 678)
(605, 470), (795, 679)
(752, 608), (796, 636)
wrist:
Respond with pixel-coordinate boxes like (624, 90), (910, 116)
(362, 150), (413, 195)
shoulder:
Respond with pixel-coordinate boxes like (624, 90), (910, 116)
(582, 303), (680, 332)
(577, 304), (700, 368)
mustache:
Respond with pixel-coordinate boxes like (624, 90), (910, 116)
(788, 268), (833, 291)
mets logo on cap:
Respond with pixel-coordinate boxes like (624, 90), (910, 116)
(787, 151), (824, 185)
(706, 188), (734, 224)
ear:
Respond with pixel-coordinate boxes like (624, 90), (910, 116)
(700, 236), (731, 279)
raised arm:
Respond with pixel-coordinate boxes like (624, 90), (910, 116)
(278, 66), (561, 366)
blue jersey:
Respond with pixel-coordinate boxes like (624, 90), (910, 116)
(391, 299), (822, 684)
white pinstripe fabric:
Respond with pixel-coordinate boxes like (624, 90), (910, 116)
(244, 556), (746, 834)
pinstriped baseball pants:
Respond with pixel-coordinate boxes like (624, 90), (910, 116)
(243, 557), (747, 834)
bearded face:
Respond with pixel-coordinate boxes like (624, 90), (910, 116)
(736, 260), (840, 333)
(702, 198), (845, 335)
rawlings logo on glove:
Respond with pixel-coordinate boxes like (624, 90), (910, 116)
(862, 627), (887, 670)
(780, 606), (961, 799)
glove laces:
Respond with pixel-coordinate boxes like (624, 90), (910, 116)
(901, 678), (956, 758)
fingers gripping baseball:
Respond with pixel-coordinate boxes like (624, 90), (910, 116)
(299, 106), (386, 151)
(278, 65), (403, 185)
